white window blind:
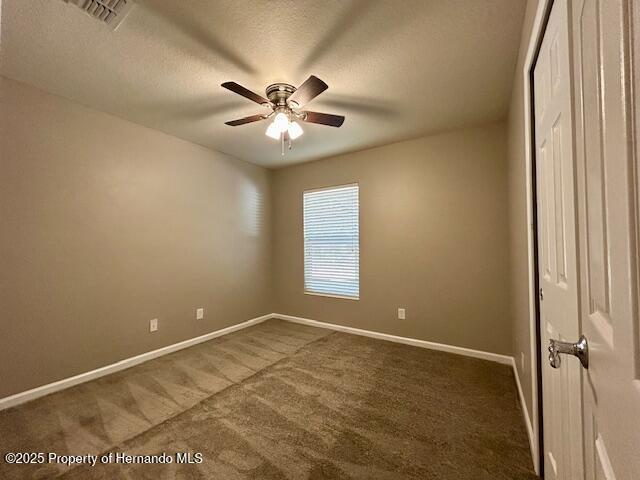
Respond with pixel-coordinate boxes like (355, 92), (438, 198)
(303, 184), (359, 299)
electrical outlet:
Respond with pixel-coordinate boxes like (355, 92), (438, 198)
(196, 308), (204, 320)
(398, 308), (406, 320)
(149, 318), (158, 332)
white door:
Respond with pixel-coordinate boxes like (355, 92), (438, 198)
(533, 0), (584, 477)
(571, 0), (640, 477)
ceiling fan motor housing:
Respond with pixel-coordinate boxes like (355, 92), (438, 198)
(266, 83), (297, 107)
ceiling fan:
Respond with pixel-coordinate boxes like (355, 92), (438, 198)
(221, 75), (345, 155)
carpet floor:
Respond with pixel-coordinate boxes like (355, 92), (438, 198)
(0, 319), (537, 479)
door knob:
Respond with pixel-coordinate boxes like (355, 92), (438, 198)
(548, 335), (589, 369)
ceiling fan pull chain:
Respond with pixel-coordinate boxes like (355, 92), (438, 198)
(281, 133), (285, 156)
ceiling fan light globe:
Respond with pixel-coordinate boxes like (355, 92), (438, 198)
(288, 121), (304, 140)
(265, 122), (281, 140)
(274, 112), (289, 133)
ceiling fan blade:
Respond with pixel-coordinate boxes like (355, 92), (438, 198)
(301, 111), (345, 127)
(225, 114), (268, 126)
(221, 82), (271, 106)
(288, 76), (328, 108)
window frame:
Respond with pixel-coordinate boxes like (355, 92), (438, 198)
(302, 182), (360, 301)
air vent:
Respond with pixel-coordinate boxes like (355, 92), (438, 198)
(64, 0), (135, 30)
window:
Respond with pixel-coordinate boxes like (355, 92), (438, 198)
(303, 184), (359, 299)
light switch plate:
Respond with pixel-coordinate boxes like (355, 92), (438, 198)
(196, 308), (204, 320)
(150, 318), (158, 332)
(398, 308), (406, 320)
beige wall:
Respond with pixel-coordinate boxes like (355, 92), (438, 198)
(507, 0), (542, 431)
(272, 122), (512, 355)
(0, 77), (272, 398)
(1, 73), (522, 399)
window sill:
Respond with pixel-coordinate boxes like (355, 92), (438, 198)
(304, 291), (359, 301)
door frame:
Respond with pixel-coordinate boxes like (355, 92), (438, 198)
(521, 0), (556, 475)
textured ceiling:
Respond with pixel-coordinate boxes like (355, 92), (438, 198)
(0, 0), (526, 168)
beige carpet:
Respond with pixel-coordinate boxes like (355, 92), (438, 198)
(0, 319), (537, 479)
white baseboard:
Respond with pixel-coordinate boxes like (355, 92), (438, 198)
(511, 358), (538, 472)
(273, 313), (513, 365)
(0, 314), (272, 411)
